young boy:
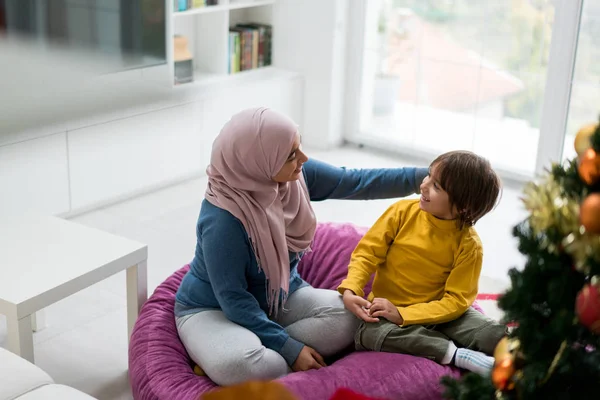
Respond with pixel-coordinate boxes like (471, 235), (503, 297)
(338, 150), (507, 375)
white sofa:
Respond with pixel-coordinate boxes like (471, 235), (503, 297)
(0, 347), (96, 400)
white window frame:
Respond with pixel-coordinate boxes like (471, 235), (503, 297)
(343, 0), (585, 179)
(536, 0), (583, 174)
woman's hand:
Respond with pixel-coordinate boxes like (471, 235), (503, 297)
(368, 297), (403, 325)
(342, 290), (379, 323)
(291, 345), (326, 372)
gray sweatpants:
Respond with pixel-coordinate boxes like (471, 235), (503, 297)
(176, 287), (359, 386)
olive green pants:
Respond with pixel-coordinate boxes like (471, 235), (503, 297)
(355, 308), (507, 362)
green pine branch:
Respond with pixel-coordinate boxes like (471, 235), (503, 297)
(551, 159), (586, 200)
(442, 118), (600, 398)
(441, 374), (496, 400)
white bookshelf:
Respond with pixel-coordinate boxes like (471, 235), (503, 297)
(173, 0), (275, 16)
(170, 0), (276, 88)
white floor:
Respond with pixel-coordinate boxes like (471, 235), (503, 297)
(0, 146), (529, 399)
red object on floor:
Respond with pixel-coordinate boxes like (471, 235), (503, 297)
(329, 388), (382, 400)
(476, 293), (500, 301)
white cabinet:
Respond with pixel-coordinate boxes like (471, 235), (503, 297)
(0, 0), (310, 215)
(0, 66), (302, 216)
(67, 102), (204, 210)
(0, 134), (70, 217)
(67, 72), (302, 211)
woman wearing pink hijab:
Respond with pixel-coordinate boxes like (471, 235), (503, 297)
(175, 107), (428, 386)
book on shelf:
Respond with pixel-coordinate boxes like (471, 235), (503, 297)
(228, 30), (241, 74)
(228, 23), (272, 74)
(173, 35), (194, 84)
(175, 0), (218, 12)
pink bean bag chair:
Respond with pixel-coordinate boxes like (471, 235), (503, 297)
(129, 222), (478, 400)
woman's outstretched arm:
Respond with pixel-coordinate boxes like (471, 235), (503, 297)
(303, 158), (428, 201)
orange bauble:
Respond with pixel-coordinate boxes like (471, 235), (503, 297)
(578, 148), (600, 185)
(202, 381), (299, 400)
(576, 281), (600, 334)
(580, 193), (600, 234)
(492, 357), (516, 391)
(574, 123), (598, 155)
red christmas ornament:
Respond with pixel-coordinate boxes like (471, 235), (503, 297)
(576, 281), (600, 334)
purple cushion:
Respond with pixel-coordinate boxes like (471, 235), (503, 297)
(129, 222), (467, 400)
(297, 223), (373, 296)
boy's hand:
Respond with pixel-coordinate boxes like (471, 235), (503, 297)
(342, 290), (379, 323)
(369, 298), (404, 325)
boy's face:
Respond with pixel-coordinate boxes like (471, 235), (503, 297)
(419, 164), (456, 220)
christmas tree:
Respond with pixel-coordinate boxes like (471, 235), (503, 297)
(442, 118), (600, 400)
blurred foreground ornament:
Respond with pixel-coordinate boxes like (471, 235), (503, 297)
(492, 337), (523, 392)
(578, 148), (600, 186)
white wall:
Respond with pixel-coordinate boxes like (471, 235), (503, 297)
(273, 0), (348, 149)
(0, 0), (350, 216)
(0, 71), (303, 217)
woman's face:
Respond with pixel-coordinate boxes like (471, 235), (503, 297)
(272, 133), (308, 183)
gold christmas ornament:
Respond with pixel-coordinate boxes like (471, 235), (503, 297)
(562, 230), (600, 274)
(522, 176), (580, 238)
(493, 336), (512, 360)
(522, 172), (600, 272)
(492, 337), (523, 392)
(574, 122), (598, 155)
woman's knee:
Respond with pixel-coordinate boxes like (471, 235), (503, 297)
(176, 311), (289, 385)
(319, 308), (361, 354)
(204, 346), (289, 386)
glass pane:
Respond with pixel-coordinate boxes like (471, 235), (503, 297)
(359, 0), (555, 176)
(562, 10), (600, 162)
(366, 52), (418, 146)
(482, 1), (554, 73)
(418, 2), (486, 66)
(583, 0), (600, 17)
(474, 70), (545, 174)
(412, 60), (479, 153)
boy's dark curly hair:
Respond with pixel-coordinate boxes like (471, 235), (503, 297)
(431, 150), (502, 229)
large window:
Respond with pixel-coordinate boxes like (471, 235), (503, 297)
(347, 0), (597, 177)
(562, 0), (600, 161)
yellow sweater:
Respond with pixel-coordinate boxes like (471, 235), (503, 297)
(337, 199), (483, 326)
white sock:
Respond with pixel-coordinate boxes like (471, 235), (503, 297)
(441, 341), (458, 364)
(453, 348), (494, 376)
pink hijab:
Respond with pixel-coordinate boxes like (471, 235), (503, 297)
(205, 107), (317, 314)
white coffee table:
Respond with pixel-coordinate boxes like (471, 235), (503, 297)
(0, 215), (148, 363)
